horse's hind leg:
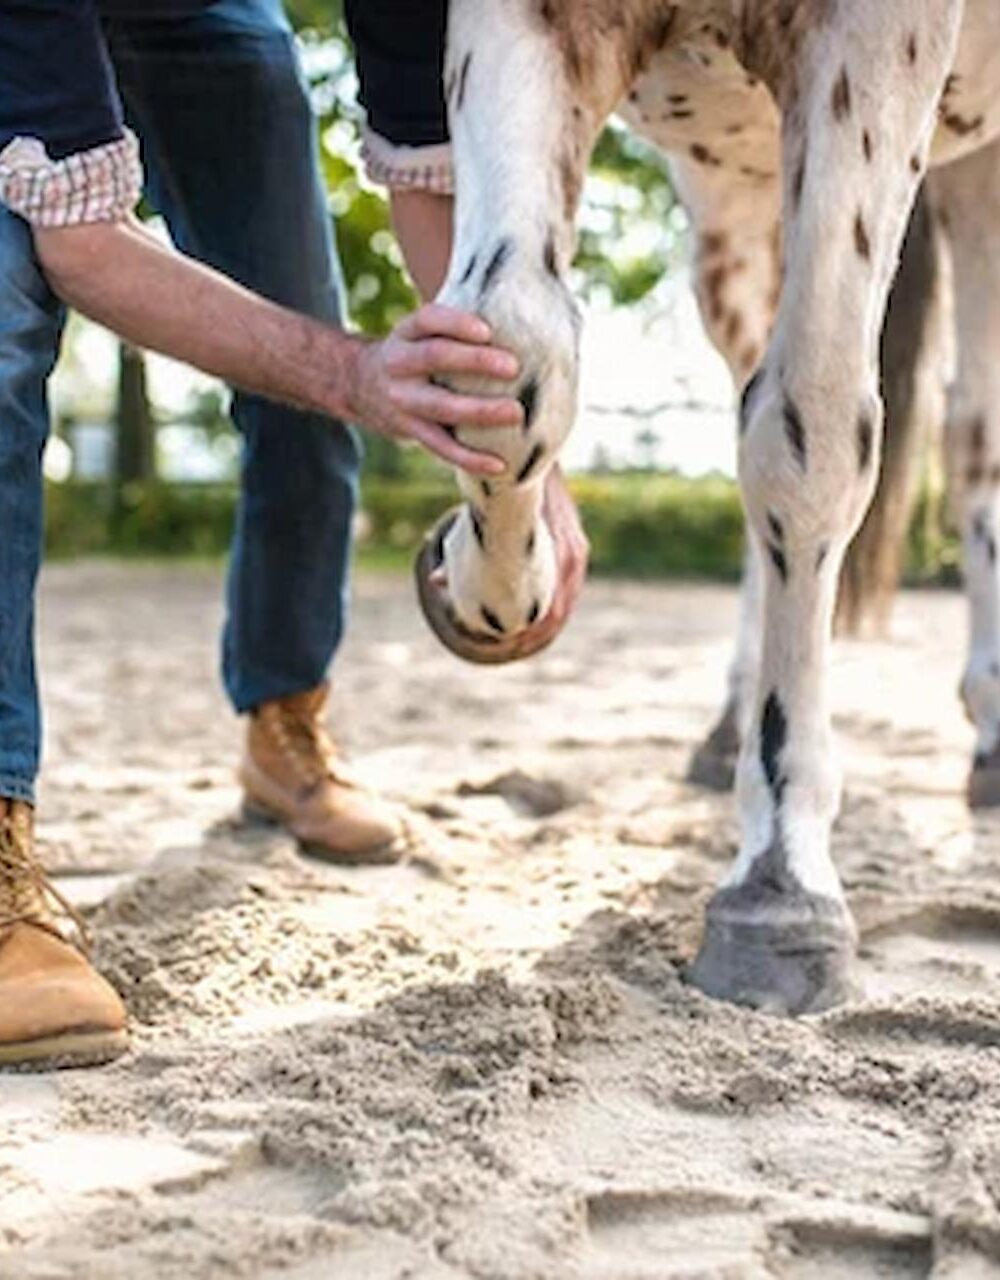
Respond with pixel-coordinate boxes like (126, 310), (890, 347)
(691, 0), (963, 1013)
(671, 160), (782, 791)
(930, 139), (1000, 807)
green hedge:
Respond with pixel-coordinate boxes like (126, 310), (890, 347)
(43, 474), (958, 583)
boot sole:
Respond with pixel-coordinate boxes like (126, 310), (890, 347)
(240, 800), (403, 866)
(0, 1027), (129, 1072)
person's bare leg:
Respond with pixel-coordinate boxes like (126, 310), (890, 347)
(392, 190), (454, 300)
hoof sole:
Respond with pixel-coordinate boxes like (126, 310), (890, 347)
(689, 890), (855, 1015)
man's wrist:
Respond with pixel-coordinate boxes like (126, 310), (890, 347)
(313, 327), (370, 424)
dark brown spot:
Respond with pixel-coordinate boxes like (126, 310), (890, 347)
(516, 442), (545, 484)
(481, 239), (513, 294)
(456, 53), (473, 111)
(690, 143), (722, 167)
(784, 396), (807, 468)
(862, 129), (873, 162)
(470, 506), (486, 550)
(906, 33), (918, 64)
(910, 153), (922, 174)
(544, 234), (558, 277)
(480, 604), (505, 634)
(854, 210), (871, 261)
(767, 511), (785, 543)
(857, 413), (874, 471)
(527, 600), (541, 625)
(767, 543), (789, 582)
(831, 66), (851, 120)
(518, 378), (540, 431)
(792, 152), (806, 206)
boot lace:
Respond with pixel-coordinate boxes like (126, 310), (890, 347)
(0, 811), (91, 953)
(262, 703), (358, 793)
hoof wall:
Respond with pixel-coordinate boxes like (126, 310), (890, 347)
(968, 760), (1000, 809)
(689, 889), (855, 1015)
(686, 742), (737, 793)
(687, 705), (739, 793)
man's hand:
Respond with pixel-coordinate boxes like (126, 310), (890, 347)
(348, 305), (524, 476)
(33, 222), (522, 474)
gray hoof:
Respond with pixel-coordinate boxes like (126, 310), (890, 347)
(689, 885), (856, 1015)
(969, 743), (1000, 808)
(687, 704), (740, 793)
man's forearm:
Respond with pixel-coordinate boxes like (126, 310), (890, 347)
(34, 217), (361, 420)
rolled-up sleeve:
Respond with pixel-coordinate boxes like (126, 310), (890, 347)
(345, 0), (454, 194)
(0, 0), (142, 226)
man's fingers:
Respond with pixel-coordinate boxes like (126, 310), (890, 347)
(405, 384), (524, 428)
(396, 304), (493, 345)
(405, 418), (507, 475)
(389, 338), (519, 382)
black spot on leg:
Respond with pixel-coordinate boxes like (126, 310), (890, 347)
(784, 397), (807, 469)
(972, 512), (997, 564)
(862, 129), (873, 162)
(481, 240), (513, 295)
(831, 66), (852, 120)
(854, 211), (871, 261)
(857, 413), (874, 471)
(792, 152), (806, 207)
(760, 691), (788, 804)
(481, 480), (492, 499)
(526, 529), (536, 556)
(516, 442), (545, 484)
(527, 600), (541, 625)
(740, 368), (765, 434)
(767, 511), (785, 543)
(543, 234), (559, 277)
(459, 254), (478, 285)
(907, 33), (918, 64)
(767, 543), (789, 583)
(518, 378), (540, 431)
(470, 506), (486, 550)
(456, 53), (473, 111)
(480, 604), (505, 634)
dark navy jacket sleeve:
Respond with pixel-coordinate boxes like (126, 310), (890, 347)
(0, 0), (125, 159)
(344, 0), (449, 147)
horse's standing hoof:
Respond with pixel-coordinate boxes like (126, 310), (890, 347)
(968, 744), (1000, 808)
(686, 740), (738, 792)
(689, 884), (856, 1015)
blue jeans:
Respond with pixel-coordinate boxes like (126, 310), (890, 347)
(0, 0), (360, 804)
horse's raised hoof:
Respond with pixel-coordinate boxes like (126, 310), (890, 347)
(968, 744), (1000, 808)
(689, 884), (856, 1015)
(414, 508), (567, 666)
(687, 704), (740, 792)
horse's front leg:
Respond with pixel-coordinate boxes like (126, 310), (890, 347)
(691, 0), (964, 1013)
(417, 0), (672, 652)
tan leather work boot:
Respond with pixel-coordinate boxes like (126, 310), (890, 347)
(0, 800), (128, 1070)
(239, 683), (404, 864)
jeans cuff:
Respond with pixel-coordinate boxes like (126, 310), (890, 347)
(0, 773), (36, 805)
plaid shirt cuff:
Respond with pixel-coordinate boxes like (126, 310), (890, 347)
(0, 130), (142, 228)
(361, 126), (454, 195)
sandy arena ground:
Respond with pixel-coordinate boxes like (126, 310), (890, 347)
(4, 562), (1000, 1279)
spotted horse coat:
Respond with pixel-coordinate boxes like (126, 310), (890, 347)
(419, 0), (1000, 1013)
